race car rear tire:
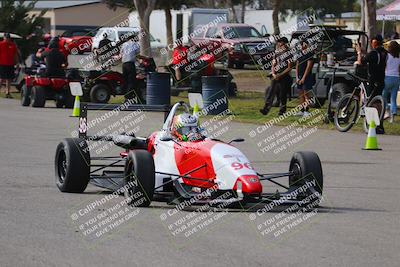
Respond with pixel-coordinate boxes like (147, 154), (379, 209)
(31, 86), (46, 107)
(124, 150), (155, 207)
(21, 85), (31, 106)
(55, 138), (90, 193)
(289, 151), (323, 197)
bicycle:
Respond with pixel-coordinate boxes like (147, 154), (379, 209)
(334, 72), (384, 133)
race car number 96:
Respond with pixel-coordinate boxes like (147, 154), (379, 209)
(231, 162), (253, 170)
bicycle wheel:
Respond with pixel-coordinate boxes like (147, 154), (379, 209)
(363, 95), (385, 133)
(334, 93), (360, 132)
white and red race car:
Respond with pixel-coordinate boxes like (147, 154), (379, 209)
(55, 101), (323, 207)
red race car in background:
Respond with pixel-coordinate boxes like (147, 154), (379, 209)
(60, 29), (93, 55)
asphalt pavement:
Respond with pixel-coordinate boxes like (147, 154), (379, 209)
(0, 97), (399, 267)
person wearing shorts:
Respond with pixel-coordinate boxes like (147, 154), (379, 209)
(0, 33), (19, 98)
(295, 40), (315, 117)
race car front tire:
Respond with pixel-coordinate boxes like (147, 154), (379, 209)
(31, 86), (46, 107)
(289, 151), (323, 197)
(55, 138), (90, 193)
(124, 150), (155, 207)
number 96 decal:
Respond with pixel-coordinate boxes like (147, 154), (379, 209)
(231, 162), (253, 170)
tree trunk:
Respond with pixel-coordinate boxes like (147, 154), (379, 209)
(241, 0), (245, 23)
(360, 0), (367, 50)
(360, 0), (365, 32)
(365, 0), (377, 43)
(164, 4), (173, 59)
(228, 0), (238, 23)
(272, 0), (281, 35)
(133, 0), (156, 57)
(208, 0), (215, 8)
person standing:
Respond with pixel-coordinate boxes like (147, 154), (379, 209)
(356, 34), (387, 134)
(356, 34), (387, 98)
(0, 33), (19, 98)
(96, 32), (113, 67)
(382, 41), (400, 123)
(295, 40), (315, 117)
(120, 34), (140, 102)
(260, 37), (293, 116)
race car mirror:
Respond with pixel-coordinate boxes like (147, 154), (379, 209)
(160, 136), (173, 142)
(228, 138), (245, 144)
(188, 93), (204, 109)
(365, 107), (380, 126)
(69, 82), (83, 96)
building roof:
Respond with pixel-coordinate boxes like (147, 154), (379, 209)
(26, 0), (100, 10)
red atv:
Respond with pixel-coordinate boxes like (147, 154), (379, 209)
(20, 71), (76, 108)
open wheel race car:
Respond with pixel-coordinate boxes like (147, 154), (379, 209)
(55, 101), (323, 208)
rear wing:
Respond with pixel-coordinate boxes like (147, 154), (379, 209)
(78, 102), (171, 138)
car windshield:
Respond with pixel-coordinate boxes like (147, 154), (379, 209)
(224, 26), (262, 39)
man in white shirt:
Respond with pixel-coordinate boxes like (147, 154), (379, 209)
(120, 34), (140, 102)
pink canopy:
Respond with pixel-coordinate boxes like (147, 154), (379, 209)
(377, 0), (400, 21)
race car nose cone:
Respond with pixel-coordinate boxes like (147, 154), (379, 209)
(233, 175), (262, 194)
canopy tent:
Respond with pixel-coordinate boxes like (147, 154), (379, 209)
(377, 0), (400, 21)
(376, 0), (400, 36)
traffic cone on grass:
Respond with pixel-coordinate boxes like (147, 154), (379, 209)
(362, 120), (382, 150)
(71, 96), (80, 117)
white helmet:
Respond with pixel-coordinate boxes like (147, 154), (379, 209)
(171, 113), (202, 141)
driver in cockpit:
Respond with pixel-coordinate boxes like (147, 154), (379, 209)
(170, 113), (204, 142)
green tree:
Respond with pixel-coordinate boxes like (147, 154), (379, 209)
(0, 0), (45, 60)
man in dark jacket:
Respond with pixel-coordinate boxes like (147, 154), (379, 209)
(356, 34), (387, 97)
(356, 34), (387, 133)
